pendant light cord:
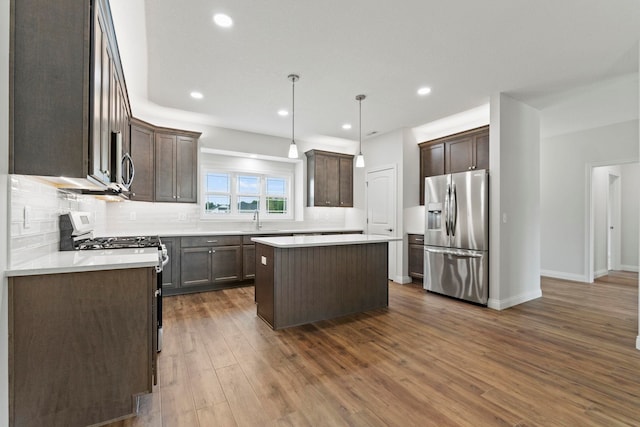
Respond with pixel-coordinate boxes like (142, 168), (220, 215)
(292, 77), (295, 143)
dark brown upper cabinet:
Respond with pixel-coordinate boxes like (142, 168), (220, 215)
(10, 0), (130, 185)
(306, 150), (354, 207)
(129, 119), (156, 202)
(419, 125), (489, 205)
(154, 130), (200, 203)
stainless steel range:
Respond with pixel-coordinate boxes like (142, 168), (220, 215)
(59, 212), (168, 352)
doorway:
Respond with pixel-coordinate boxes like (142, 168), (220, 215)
(366, 165), (397, 280)
(587, 161), (639, 282)
(607, 173), (621, 271)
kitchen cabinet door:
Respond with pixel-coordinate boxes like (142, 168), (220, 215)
(180, 247), (212, 287)
(176, 136), (198, 202)
(445, 136), (474, 174)
(419, 142), (445, 205)
(154, 131), (199, 203)
(130, 121), (155, 202)
(306, 150), (354, 207)
(160, 237), (180, 290)
(211, 246), (243, 284)
(474, 131), (490, 170)
(339, 156), (354, 207)
(155, 133), (177, 202)
(408, 234), (425, 281)
(243, 244), (256, 280)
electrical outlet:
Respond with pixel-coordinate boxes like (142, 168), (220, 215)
(23, 205), (31, 229)
(261, 256), (267, 265)
(178, 212), (187, 221)
(129, 212), (137, 221)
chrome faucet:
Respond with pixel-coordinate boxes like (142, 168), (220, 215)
(253, 210), (262, 230)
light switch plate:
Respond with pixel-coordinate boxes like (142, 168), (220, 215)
(261, 256), (267, 265)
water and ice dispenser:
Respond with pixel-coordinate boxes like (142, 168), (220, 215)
(426, 203), (442, 230)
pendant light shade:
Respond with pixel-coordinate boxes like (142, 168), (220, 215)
(287, 74), (300, 159)
(355, 94), (366, 168)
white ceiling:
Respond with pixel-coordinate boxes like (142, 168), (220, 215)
(111, 0), (640, 145)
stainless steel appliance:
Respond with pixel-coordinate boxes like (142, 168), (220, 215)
(423, 170), (489, 305)
(59, 213), (167, 351)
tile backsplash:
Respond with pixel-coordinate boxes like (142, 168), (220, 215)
(104, 201), (352, 235)
(7, 175), (364, 266)
(8, 175), (107, 266)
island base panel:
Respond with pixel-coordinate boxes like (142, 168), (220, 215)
(255, 242), (388, 329)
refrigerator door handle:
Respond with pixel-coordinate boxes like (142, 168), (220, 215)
(444, 184), (450, 236)
(424, 247), (483, 258)
(451, 182), (458, 236)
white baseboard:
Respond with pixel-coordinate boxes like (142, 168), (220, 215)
(488, 289), (543, 311)
(637, 335), (640, 351)
(620, 265), (639, 273)
(540, 270), (588, 283)
(392, 275), (412, 285)
(594, 269), (608, 279)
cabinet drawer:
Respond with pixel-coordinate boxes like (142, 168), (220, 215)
(408, 234), (425, 245)
(181, 235), (242, 247)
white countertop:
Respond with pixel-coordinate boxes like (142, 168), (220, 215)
(251, 233), (401, 248)
(154, 228), (363, 238)
(5, 248), (160, 277)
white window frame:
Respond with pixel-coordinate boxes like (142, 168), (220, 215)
(201, 168), (293, 220)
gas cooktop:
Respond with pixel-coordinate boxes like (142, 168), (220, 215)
(76, 235), (162, 250)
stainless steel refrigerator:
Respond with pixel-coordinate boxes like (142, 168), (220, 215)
(423, 169), (489, 305)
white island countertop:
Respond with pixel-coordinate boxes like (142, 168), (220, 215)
(251, 233), (401, 248)
(5, 248), (160, 277)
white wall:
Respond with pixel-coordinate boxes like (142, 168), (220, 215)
(637, 50), (640, 352)
(1, 0), (9, 421)
(621, 163), (640, 271)
(361, 129), (405, 282)
(489, 93), (542, 310)
(540, 120), (639, 281)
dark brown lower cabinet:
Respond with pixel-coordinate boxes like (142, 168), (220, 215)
(408, 234), (425, 281)
(9, 268), (156, 427)
(243, 244), (256, 279)
(177, 235), (243, 293)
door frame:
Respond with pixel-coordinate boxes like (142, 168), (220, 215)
(585, 159), (638, 283)
(365, 164), (405, 282)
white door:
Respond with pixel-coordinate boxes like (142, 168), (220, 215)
(366, 167), (396, 236)
(607, 173), (621, 271)
(366, 166), (397, 281)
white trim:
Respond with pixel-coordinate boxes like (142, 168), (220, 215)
(594, 269), (609, 279)
(540, 270), (589, 283)
(620, 264), (640, 273)
(393, 275), (412, 285)
(585, 158), (639, 284)
(487, 289), (543, 310)
(636, 335), (640, 351)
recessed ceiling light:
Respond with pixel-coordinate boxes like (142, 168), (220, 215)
(278, 109), (289, 116)
(342, 123), (352, 130)
(250, 154), (258, 159)
(213, 13), (233, 28)
(417, 87), (432, 96)
(190, 91), (204, 99)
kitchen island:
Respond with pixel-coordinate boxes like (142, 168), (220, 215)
(252, 234), (400, 329)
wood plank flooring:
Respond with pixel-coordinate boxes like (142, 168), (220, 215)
(107, 273), (640, 427)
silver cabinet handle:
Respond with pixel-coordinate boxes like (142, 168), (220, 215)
(207, 240), (218, 243)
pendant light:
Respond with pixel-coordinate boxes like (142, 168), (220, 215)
(355, 94), (366, 168)
(287, 74), (300, 159)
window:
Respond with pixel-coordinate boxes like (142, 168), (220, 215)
(203, 170), (292, 218)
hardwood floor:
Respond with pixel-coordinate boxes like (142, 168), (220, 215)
(107, 274), (640, 427)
